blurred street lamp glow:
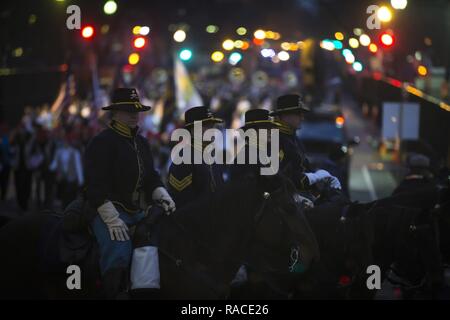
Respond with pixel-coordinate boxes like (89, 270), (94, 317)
(342, 49), (352, 57)
(254, 29), (266, 40)
(352, 62), (363, 72)
(261, 49), (275, 58)
(28, 14), (37, 25)
(281, 42), (291, 51)
(128, 53), (140, 65)
(359, 34), (371, 46)
(418, 65), (427, 76)
(103, 1), (117, 15)
(236, 27), (247, 35)
(206, 25), (219, 33)
(271, 56), (280, 64)
(101, 24), (110, 34)
(278, 51), (290, 61)
(173, 29), (186, 42)
(345, 53), (355, 64)
(353, 28), (363, 36)
(265, 31), (275, 39)
(139, 26), (150, 36)
(377, 6), (392, 23)
(81, 26), (94, 39)
(229, 52), (243, 65)
(81, 106), (91, 118)
(179, 49), (193, 61)
(211, 51), (224, 62)
(380, 32), (394, 47)
(222, 39), (235, 51)
(241, 41), (250, 50)
(369, 43), (378, 53)
(334, 32), (344, 41)
(415, 51), (422, 61)
(391, 0), (407, 10)
(320, 40), (335, 51)
(132, 26), (141, 35)
(133, 37), (146, 49)
(273, 32), (281, 40)
(332, 40), (343, 50)
(13, 47), (23, 57)
(234, 40), (244, 49)
(252, 38), (264, 46)
(349, 38), (359, 48)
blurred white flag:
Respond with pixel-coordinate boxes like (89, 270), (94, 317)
(174, 58), (203, 114)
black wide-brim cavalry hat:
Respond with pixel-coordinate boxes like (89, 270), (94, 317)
(270, 94), (310, 116)
(240, 109), (282, 130)
(102, 88), (151, 113)
(184, 106), (223, 128)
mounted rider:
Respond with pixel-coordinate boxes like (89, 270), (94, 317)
(230, 108), (282, 180)
(84, 88), (175, 298)
(167, 106), (225, 208)
(270, 94), (343, 203)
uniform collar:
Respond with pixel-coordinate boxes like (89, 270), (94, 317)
(277, 120), (295, 136)
(109, 120), (139, 138)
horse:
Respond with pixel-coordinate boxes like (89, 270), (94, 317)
(290, 185), (446, 300)
(0, 173), (320, 299)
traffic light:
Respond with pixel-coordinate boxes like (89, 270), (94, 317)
(81, 25), (95, 39)
(380, 31), (394, 48)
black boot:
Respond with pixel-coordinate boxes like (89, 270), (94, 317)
(101, 268), (129, 300)
(129, 288), (161, 300)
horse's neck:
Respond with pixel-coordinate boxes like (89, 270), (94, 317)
(200, 180), (263, 283)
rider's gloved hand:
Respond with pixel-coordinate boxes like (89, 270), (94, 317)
(327, 176), (342, 190)
(97, 201), (130, 241)
(305, 169), (332, 185)
(152, 187), (176, 215)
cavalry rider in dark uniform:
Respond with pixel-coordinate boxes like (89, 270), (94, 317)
(270, 94), (342, 202)
(84, 88), (175, 298)
(167, 106), (225, 209)
(392, 153), (435, 195)
(230, 109), (282, 180)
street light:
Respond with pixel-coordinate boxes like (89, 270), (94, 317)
(211, 51), (224, 62)
(377, 6), (392, 23)
(173, 30), (186, 43)
(103, 1), (117, 15)
(359, 34), (371, 46)
(391, 0), (407, 10)
(222, 39), (235, 51)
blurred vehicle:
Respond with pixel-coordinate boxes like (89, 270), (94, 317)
(297, 105), (359, 195)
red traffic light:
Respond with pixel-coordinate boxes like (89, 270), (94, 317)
(133, 36), (147, 49)
(380, 32), (394, 47)
(81, 26), (95, 39)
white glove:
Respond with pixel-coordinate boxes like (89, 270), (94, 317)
(97, 201), (129, 241)
(327, 176), (342, 190)
(305, 169), (332, 185)
(152, 187), (176, 214)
